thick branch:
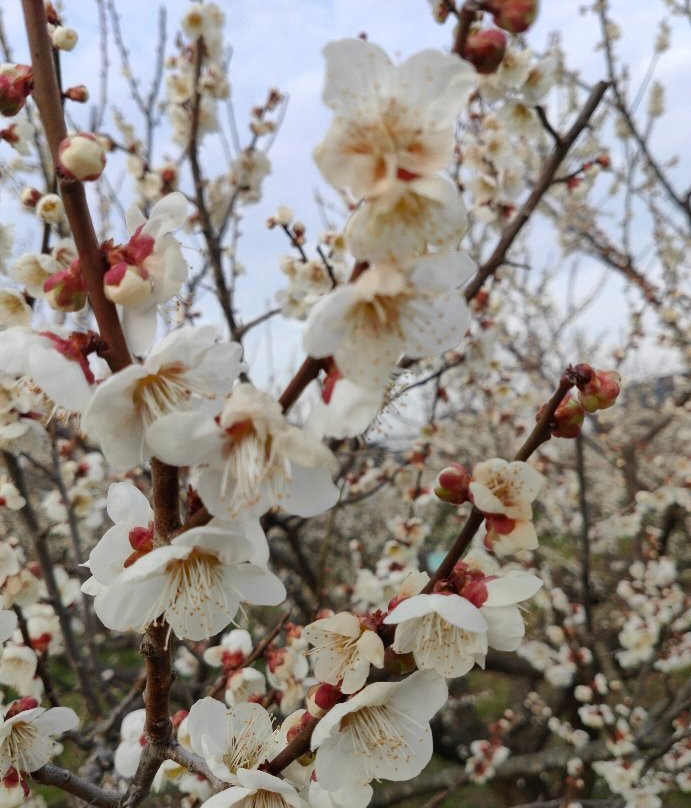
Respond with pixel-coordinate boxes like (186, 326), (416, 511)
(31, 764), (120, 808)
(21, 0), (131, 373)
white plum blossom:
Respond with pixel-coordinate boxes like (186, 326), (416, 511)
(204, 629), (254, 668)
(88, 522), (285, 641)
(307, 780), (373, 808)
(147, 383), (340, 518)
(385, 591), (489, 677)
(470, 458), (544, 554)
(303, 611), (385, 694)
(385, 559), (543, 676)
(0, 291), (31, 328)
(303, 252), (475, 391)
(199, 768), (304, 808)
(345, 176), (468, 263)
(114, 709), (146, 778)
(84, 482), (153, 588)
(225, 668), (267, 707)
(0, 701), (79, 775)
(314, 39), (474, 201)
(103, 192), (188, 355)
(0, 479), (24, 512)
(82, 326), (245, 470)
(188, 698), (273, 783)
(306, 373), (383, 440)
(311, 669), (447, 790)
(0, 328), (94, 412)
(0, 645), (40, 698)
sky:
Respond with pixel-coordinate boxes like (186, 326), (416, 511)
(1, 0), (688, 388)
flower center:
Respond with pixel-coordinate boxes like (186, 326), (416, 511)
(341, 705), (407, 769)
(250, 792), (291, 808)
(347, 294), (405, 339)
(221, 712), (270, 774)
(132, 366), (201, 424)
(218, 418), (288, 513)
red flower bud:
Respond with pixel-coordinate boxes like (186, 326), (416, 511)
(464, 28), (507, 74)
(0, 64), (33, 117)
(486, 0), (539, 34)
(434, 462), (471, 505)
(306, 683), (342, 717)
(5, 697), (40, 718)
(542, 392), (585, 438)
(64, 85), (89, 103)
(577, 368), (621, 413)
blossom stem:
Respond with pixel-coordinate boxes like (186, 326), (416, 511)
(463, 80), (610, 303)
(265, 715), (319, 774)
(30, 764), (120, 808)
(423, 372), (575, 592)
(21, 0), (132, 373)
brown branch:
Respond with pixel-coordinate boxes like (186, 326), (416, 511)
(188, 36), (238, 338)
(266, 716), (319, 774)
(151, 457), (181, 542)
(597, 2), (691, 223)
(140, 622), (173, 746)
(464, 81), (610, 302)
(30, 764), (120, 808)
(162, 741), (226, 790)
(422, 372), (574, 591)
(278, 357), (325, 412)
(3, 451), (101, 714)
(21, 0), (131, 373)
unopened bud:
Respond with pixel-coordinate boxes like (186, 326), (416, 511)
(64, 84), (89, 103)
(36, 193), (65, 224)
(0, 64), (33, 117)
(20, 187), (42, 208)
(464, 28), (507, 74)
(577, 368), (621, 413)
(306, 683), (342, 717)
(43, 260), (88, 312)
(274, 206), (293, 226)
(542, 393), (585, 438)
(51, 26), (79, 51)
(58, 133), (106, 182)
(434, 462), (471, 505)
(5, 697), (39, 719)
(486, 0), (539, 34)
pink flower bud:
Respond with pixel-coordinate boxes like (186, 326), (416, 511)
(20, 187), (42, 208)
(434, 462), (471, 505)
(306, 683), (342, 717)
(0, 64), (33, 117)
(542, 393), (585, 438)
(464, 28), (507, 74)
(486, 0), (539, 34)
(64, 84), (89, 103)
(58, 133), (106, 182)
(5, 697), (40, 718)
(577, 368), (622, 413)
(43, 260), (88, 312)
